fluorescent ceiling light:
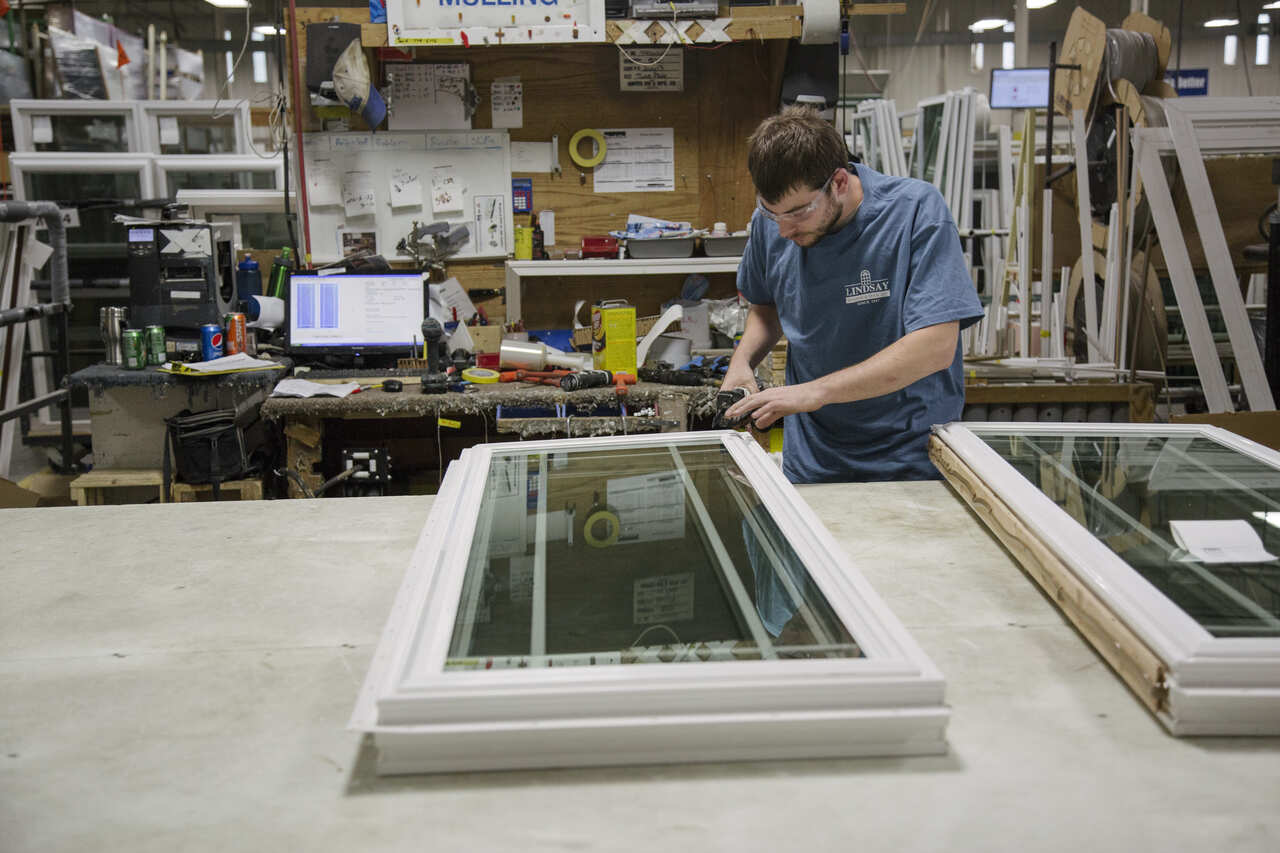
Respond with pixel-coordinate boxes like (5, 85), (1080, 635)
(1027, 0), (1057, 8)
(1265, 1), (1280, 9)
(970, 18), (1010, 32)
(253, 25), (284, 35)
(1204, 18), (1239, 27)
(204, 0), (250, 7)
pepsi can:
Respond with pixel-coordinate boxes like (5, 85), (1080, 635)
(200, 323), (224, 361)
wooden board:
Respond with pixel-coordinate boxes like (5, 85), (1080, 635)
(1053, 6), (1106, 120)
(929, 436), (1169, 717)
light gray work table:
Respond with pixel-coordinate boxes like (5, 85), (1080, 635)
(2, 482), (1278, 853)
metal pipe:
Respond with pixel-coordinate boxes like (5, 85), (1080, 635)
(0, 389), (68, 424)
(0, 201), (69, 305)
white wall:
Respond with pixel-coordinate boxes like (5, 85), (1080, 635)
(852, 35), (1280, 125)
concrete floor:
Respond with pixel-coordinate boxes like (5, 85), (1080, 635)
(1, 482), (1278, 852)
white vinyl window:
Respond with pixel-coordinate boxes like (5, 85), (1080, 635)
(153, 155), (284, 197)
(141, 100), (252, 155)
(9, 99), (142, 153)
(351, 431), (949, 774)
(933, 422), (1280, 736)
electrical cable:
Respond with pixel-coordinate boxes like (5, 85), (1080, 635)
(1237, 0), (1253, 96)
(211, 0), (254, 120)
(615, 1), (684, 67)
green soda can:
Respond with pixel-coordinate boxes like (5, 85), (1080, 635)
(121, 329), (146, 369)
(145, 325), (166, 365)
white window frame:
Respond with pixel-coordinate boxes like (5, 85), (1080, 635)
(9, 99), (144, 153)
(9, 153), (156, 432)
(1131, 97), (1280, 413)
(140, 100), (253, 155)
(932, 422), (1280, 736)
(351, 430), (949, 774)
(153, 155), (284, 198)
(176, 189), (296, 253)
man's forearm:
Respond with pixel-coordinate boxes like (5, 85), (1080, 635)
(813, 322), (959, 406)
(729, 303), (783, 374)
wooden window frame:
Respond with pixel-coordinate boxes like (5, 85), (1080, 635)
(931, 422), (1280, 736)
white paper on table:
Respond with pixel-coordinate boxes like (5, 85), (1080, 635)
(428, 276), (479, 324)
(389, 167), (423, 209)
(491, 77), (523, 129)
(431, 166), (464, 214)
(159, 115), (181, 146)
(342, 170), (376, 218)
(32, 115), (53, 145)
(1170, 519), (1278, 565)
(308, 159), (341, 207)
(271, 378), (361, 398)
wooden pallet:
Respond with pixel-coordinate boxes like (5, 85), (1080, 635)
(69, 469), (165, 506)
(171, 478), (263, 503)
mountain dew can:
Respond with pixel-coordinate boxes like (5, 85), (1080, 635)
(145, 325), (166, 365)
(121, 329), (146, 369)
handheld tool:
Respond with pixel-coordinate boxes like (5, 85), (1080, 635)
(559, 369), (613, 391)
(420, 318), (449, 394)
(714, 381), (764, 429)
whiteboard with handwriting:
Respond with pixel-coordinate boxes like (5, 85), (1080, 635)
(302, 130), (512, 264)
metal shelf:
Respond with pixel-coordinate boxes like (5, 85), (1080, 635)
(504, 256), (741, 322)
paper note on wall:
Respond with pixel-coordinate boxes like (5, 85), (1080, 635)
(341, 170), (376, 218)
(308, 160), (341, 207)
(431, 166), (463, 214)
(594, 128), (675, 193)
(159, 115), (181, 146)
(385, 62), (471, 131)
(491, 78), (523, 129)
(389, 167), (423, 209)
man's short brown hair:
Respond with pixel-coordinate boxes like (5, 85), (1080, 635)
(747, 105), (849, 204)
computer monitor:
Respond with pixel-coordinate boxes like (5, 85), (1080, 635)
(989, 67), (1051, 110)
(286, 273), (426, 356)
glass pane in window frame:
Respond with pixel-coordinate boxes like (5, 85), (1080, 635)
(932, 422), (1280, 736)
(352, 431), (949, 774)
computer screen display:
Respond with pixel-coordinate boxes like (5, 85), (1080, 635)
(287, 273), (425, 350)
(989, 68), (1051, 110)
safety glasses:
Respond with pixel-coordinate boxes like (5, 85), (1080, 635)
(755, 171), (837, 224)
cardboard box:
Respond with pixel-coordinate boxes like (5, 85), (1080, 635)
(469, 325), (503, 354)
(592, 301), (637, 375)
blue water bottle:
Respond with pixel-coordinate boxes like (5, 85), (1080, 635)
(236, 255), (262, 301)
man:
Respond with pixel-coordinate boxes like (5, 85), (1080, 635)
(723, 105), (983, 483)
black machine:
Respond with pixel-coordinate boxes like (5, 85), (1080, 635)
(127, 217), (237, 330)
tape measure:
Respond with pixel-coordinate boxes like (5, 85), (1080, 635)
(569, 128), (607, 169)
(461, 367), (501, 384)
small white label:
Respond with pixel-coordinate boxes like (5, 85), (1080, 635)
(633, 572), (695, 625)
(619, 48), (684, 92)
(159, 115), (181, 146)
(60, 208), (80, 229)
(32, 115), (54, 144)
(168, 290), (202, 300)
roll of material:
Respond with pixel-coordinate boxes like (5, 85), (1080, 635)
(1104, 29), (1159, 94)
(247, 295), (285, 330)
(583, 509), (620, 548)
(461, 367), (500, 384)
(800, 0), (839, 44)
(569, 128), (607, 169)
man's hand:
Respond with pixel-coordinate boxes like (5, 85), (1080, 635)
(720, 364), (759, 395)
(723, 382), (825, 430)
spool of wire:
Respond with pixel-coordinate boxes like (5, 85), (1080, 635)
(1103, 29), (1159, 95)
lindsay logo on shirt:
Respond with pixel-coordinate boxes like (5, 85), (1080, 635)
(845, 269), (890, 305)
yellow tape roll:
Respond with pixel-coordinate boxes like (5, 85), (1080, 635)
(583, 509), (620, 548)
(569, 128), (607, 169)
(461, 367), (500, 384)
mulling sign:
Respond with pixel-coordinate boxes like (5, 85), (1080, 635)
(386, 0), (605, 45)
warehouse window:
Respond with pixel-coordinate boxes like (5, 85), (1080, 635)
(252, 51), (267, 83)
(1002, 22), (1015, 70)
(1224, 33), (1239, 66)
(1259, 14), (1272, 66)
(970, 42), (984, 72)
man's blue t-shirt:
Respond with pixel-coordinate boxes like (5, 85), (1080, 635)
(737, 163), (983, 484)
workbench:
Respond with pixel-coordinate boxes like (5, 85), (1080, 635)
(261, 381), (720, 497)
(3, 482), (1277, 851)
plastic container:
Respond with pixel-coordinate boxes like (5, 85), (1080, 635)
(702, 235), (748, 256)
(626, 236), (695, 259)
